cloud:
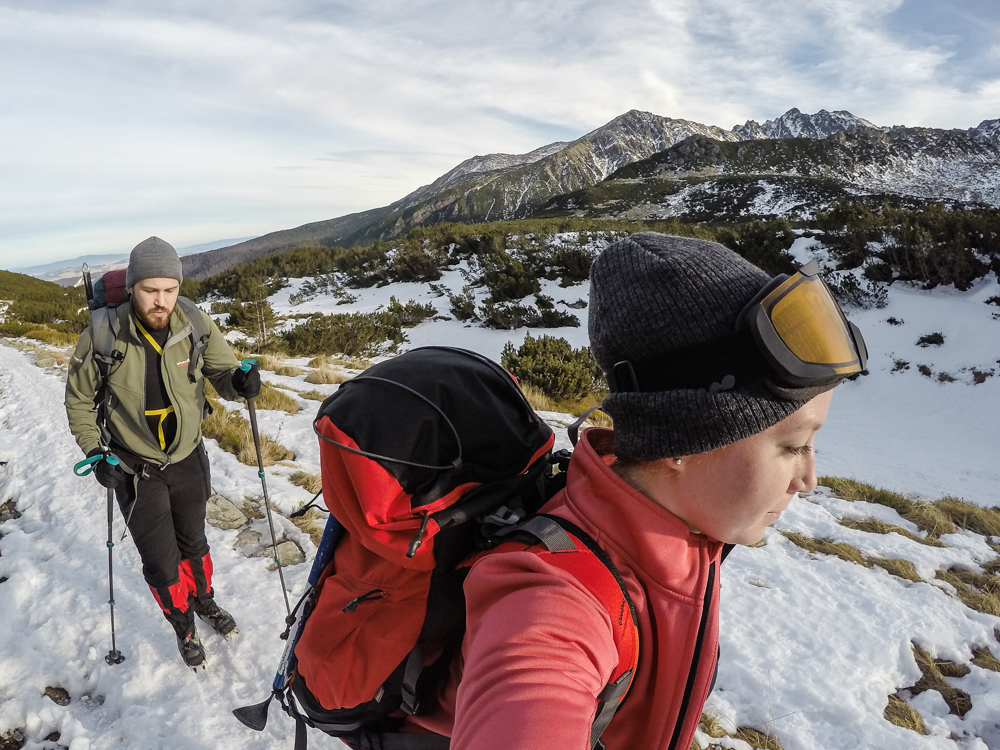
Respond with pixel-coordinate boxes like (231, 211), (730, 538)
(0, 0), (997, 266)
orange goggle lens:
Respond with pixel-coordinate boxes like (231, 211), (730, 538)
(764, 274), (862, 374)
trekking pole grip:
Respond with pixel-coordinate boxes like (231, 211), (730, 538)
(74, 453), (121, 476)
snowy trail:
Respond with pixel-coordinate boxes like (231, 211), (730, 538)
(0, 342), (333, 750)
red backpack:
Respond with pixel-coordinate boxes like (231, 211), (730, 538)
(235, 347), (639, 750)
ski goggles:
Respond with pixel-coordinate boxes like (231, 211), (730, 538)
(608, 260), (868, 397)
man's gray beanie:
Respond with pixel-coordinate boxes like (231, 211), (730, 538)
(590, 232), (810, 461)
(126, 237), (183, 288)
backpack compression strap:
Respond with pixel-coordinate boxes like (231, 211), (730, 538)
(89, 306), (124, 447)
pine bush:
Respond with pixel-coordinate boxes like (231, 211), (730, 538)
(501, 333), (604, 401)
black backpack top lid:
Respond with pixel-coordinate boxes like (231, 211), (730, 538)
(316, 347), (554, 506)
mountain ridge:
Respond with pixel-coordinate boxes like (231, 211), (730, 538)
(181, 108), (1000, 280)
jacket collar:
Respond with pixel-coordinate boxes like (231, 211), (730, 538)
(559, 427), (723, 593)
(124, 300), (193, 350)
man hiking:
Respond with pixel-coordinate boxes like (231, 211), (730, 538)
(65, 236), (261, 669)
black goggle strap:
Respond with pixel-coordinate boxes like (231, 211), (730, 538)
(608, 328), (769, 394)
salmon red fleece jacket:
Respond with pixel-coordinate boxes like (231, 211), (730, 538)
(408, 427), (724, 750)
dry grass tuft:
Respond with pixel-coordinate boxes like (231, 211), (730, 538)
(5, 338), (71, 366)
(818, 477), (966, 539)
(910, 644), (973, 717)
(935, 568), (1000, 616)
(818, 477), (913, 512)
(290, 506), (327, 547)
(204, 379), (219, 400)
(839, 517), (945, 547)
(870, 557), (922, 583)
(781, 531), (924, 583)
(289, 470), (323, 494)
(779, 531), (870, 567)
(733, 727), (783, 750)
(234, 351), (287, 372)
(520, 383), (556, 412)
(253, 383), (301, 414)
(304, 366), (349, 385)
(298, 389), (328, 401)
(971, 646), (1000, 672)
(275, 365), (305, 377)
(697, 713), (727, 739)
(586, 409), (613, 428)
(308, 354), (371, 370)
(202, 398), (295, 466)
(692, 715), (783, 750)
(884, 695), (927, 734)
(905, 503), (958, 538)
(935, 498), (1000, 537)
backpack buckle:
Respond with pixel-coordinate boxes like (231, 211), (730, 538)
(482, 505), (522, 528)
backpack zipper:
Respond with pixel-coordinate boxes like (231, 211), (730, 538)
(342, 589), (387, 613)
(667, 560), (716, 750)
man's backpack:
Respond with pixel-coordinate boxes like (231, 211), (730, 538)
(234, 347), (639, 750)
(80, 264), (213, 435)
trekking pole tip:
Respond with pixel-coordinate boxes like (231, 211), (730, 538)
(105, 650), (125, 665)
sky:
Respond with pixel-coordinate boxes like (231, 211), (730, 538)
(1, 0), (999, 269)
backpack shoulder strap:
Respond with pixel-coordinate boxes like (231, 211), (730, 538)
(90, 305), (124, 388)
(489, 513), (640, 750)
(176, 296), (212, 384)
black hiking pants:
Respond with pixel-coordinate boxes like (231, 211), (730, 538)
(112, 441), (216, 637)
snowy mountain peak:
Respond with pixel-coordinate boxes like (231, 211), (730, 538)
(970, 118), (1000, 141)
(734, 107), (879, 140)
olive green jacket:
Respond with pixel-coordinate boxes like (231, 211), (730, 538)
(65, 300), (241, 466)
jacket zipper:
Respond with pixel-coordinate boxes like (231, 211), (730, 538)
(666, 560), (716, 750)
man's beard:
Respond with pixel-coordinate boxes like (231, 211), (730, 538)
(135, 301), (174, 330)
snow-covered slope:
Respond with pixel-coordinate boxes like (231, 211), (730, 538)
(2, 260), (1000, 749)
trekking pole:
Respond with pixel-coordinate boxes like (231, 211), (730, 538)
(104, 484), (126, 665)
(74, 452), (126, 665)
(241, 359), (292, 619)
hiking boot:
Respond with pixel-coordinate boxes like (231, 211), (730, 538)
(177, 628), (207, 670)
(194, 601), (238, 637)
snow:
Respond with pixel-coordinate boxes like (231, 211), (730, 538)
(2, 261), (1000, 749)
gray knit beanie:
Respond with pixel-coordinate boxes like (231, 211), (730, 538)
(126, 237), (183, 288)
(590, 232), (811, 461)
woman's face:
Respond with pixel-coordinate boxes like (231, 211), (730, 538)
(636, 391), (833, 545)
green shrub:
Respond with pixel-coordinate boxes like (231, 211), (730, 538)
(385, 297), (436, 327)
(825, 273), (888, 309)
(389, 248), (442, 282)
(474, 247), (540, 303)
(283, 312), (403, 357)
(501, 334), (604, 401)
(0, 322), (41, 338)
(449, 286), (477, 321)
(546, 245), (595, 284)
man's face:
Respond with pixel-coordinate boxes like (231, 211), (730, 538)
(131, 278), (180, 330)
(635, 390), (834, 545)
